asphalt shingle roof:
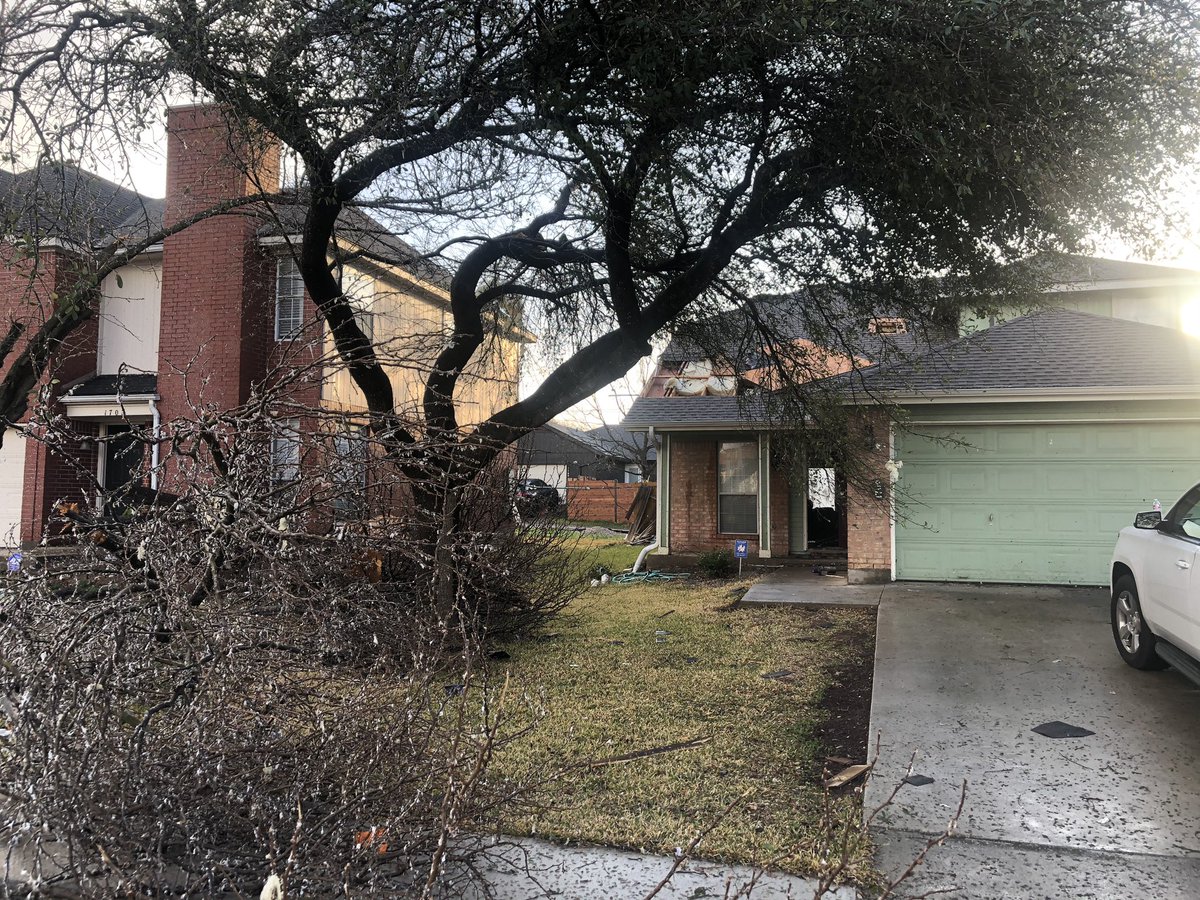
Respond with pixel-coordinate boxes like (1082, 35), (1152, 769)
(257, 201), (450, 288)
(0, 164), (165, 247)
(622, 395), (769, 429)
(622, 309), (1200, 429)
(585, 423), (658, 461)
(659, 293), (928, 366)
(843, 308), (1200, 396)
(1021, 253), (1200, 286)
(1, 165), (450, 289)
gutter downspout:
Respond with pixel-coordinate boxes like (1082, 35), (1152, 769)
(149, 397), (161, 490)
(633, 539), (658, 573)
(632, 426), (658, 572)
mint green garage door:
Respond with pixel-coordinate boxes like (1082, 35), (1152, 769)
(895, 422), (1200, 585)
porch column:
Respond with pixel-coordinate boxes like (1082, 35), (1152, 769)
(758, 432), (771, 558)
(655, 432), (670, 554)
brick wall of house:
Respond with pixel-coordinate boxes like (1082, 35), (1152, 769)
(158, 105), (280, 492)
(0, 244), (102, 543)
(770, 461), (791, 553)
(667, 435), (791, 556)
(845, 408), (894, 583)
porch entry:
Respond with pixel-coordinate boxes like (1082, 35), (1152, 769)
(98, 424), (146, 515)
(788, 465), (846, 554)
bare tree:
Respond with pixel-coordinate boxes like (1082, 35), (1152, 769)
(0, 350), (585, 896)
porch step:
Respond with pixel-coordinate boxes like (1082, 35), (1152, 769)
(771, 551), (848, 568)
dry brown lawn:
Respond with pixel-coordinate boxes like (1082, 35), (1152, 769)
(486, 538), (877, 884)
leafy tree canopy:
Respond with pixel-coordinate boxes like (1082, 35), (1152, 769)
(2, 0), (1198, 465)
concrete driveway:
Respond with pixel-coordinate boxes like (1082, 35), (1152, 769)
(867, 584), (1200, 899)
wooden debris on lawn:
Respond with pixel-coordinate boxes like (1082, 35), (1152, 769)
(588, 736), (711, 767)
(824, 763), (871, 789)
(625, 483), (656, 544)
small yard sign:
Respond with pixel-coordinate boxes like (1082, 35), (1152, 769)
(6, 552), (22, 574)
(733, 539), (748, 576)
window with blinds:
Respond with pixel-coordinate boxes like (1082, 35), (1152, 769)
(718, 440), (758, 534)
(275, 258), (305, 340)
(332, 424), (369, 518)
(270, 418), (301, 484)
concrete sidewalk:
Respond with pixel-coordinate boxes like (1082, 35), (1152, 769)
(450, 836), (853, 899)
(739, 569), (884, 607)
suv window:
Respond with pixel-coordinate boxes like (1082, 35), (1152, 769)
(1167, 488), (1200, 540)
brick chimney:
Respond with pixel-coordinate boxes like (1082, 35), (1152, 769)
(158, 105), (280, 425)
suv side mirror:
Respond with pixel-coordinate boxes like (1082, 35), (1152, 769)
(1134, 510), (1163, 529)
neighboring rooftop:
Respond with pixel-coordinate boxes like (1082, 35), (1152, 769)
(0, 164), (165, 247)
(1, 163), (450, 287)
(1020, 253), (1200, 287)
(585, 423), (657, 461)
(257, 200), (450, 288)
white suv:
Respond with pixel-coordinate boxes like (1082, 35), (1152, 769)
(1110, 485), (1200, 678)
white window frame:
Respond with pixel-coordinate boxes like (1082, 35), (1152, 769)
(275, 258), (305, 341)
(271, 418), (301, 484)
(332, 423), (369, 518)
(337, 264), (376, 343)
(717, 440), (759, 535)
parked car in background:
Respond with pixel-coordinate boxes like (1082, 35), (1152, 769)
(1110, 484), (1200, 683)
(516, 478), (562, 515)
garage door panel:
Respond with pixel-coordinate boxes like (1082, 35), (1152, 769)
(1040, 467), (1090, 495)
(1041, 427), (1087, 454)
(1095, 429), (1139, 453)
(896, 421), (1200, 585)
(995, 467), (1040, 493)
(1145, 425), (1200, 454)
(948, 467), (989, 492)
(902, 469), (940, 495)
(996, 430), (1036, 453)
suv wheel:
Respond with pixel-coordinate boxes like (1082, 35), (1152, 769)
(1112, 575), (1168, 670)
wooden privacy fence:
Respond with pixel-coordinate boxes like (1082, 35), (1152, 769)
(566, 478), (655, 524)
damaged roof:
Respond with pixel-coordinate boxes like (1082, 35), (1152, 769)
(839, 307), (1200, 397)
(623, 308), (1200, 429)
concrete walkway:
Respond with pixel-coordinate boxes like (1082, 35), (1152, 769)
(452, 836), (852, 899)
(740, 568), (1090, 609)
(740, 569), (884, 607)
(867, 587), (1200, 898)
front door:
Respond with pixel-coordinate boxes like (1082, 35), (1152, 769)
(101, 425), (142, 511)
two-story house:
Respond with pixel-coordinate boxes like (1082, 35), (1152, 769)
(0, 105), (526, 548)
